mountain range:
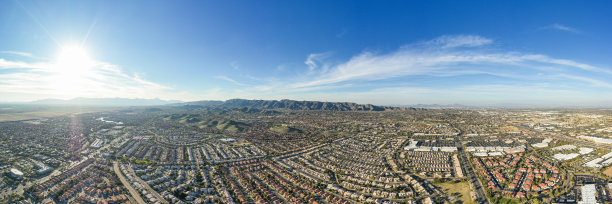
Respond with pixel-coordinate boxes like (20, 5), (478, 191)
(182, 99), (421, 111)
(29, 98), (421, 111)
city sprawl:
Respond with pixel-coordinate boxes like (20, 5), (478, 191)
(2, 106), (612, 204)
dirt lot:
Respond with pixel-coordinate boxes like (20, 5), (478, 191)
(436, 181), (476, 204)
(604, 166), (612, 177)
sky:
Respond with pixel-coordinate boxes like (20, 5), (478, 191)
(1, 0), (612, 106)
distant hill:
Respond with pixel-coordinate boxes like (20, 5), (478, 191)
(180, 99), (421, 111)
(31, 97), (181, 106)
(206, 119), (249, 132)
(164, 113), (249, 132)
(270, 125), (303, 134)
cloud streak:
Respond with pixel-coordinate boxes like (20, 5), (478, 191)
(1, 51), (34, 58)
(0, 57), (198, 102)
(289, 35), (610, 89)
(541, 23), (579, 33)
(425, 35), (493, 49)
(215, 75), (247, 86)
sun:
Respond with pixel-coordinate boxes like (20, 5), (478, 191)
(51, 45), (96, 94)
(55, 45), (93, 75)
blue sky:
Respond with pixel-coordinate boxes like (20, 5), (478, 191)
(1, 0), (612, 106)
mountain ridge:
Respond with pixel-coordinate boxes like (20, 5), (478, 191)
(184, 99), (423, 111)
(28, 97), (424, 111)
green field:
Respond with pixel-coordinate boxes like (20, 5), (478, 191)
(497, 197), (521, 204)
(270, 125), (303, 134)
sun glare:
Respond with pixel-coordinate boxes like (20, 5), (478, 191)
(51, 45), (96, 94)
(55, 45), (93, 74)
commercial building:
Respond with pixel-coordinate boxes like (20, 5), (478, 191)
(578, 184), (597, 204)
(9, 168), (23, 180)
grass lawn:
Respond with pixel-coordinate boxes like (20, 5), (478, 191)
(497, 197), (521, 204)
(436, 181), (476, 204)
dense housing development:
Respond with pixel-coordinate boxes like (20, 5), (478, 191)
(1, 100), (612, 204)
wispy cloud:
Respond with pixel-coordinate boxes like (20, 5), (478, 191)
(541, 23), (579, 33)
(424, 35), (493, 49)
(0, 57), (199, 101)
(304, 52), (332, 72)
(215, 75), (247, 86)
(1, 51), (33, 58)
(0, 58), (48, 70)
(557, 74), (612, 88)
(289, 35), (610, 89)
